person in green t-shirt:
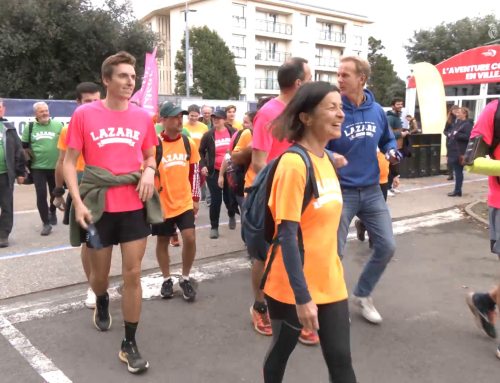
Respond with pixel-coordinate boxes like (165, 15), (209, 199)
(155, 122), (191, 138)
(21, 102), (63, 236)
(0, 102), (26, 247)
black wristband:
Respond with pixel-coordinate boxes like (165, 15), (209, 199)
(53, 187), (65, 197)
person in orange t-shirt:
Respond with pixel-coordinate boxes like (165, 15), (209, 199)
(262, 82), (356, 382)
(354, 150), (400, 246)
(152, 102), (201, 302)
(52, 82), (101, 310)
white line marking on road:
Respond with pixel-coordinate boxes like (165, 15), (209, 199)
(3, 208), (465, 326)
(0, 316), (72, 382)
(14, 209), (39, 215)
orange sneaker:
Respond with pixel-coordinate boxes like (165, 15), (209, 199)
(298, 329), (319, 346)
(170, 233), (180, 247)
(250, 306), (273, 336)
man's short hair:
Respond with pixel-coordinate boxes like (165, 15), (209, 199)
(406, 114), (413, 118)
(278, 57), (308, 90)
(340, 56), (371, 85)
(76, 82), (100, 101)
(391, 97), (404, 106)
(101, 51), (136, 80)
(33, 102), (48, 112)
(227, 105), (236, 112)
(188, 104), (200, 114)
(202, 105), (212, 112)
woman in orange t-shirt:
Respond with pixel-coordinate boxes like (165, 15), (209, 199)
(262, 82), (356, 382)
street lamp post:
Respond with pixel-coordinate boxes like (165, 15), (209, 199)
(185, 2), (197, 98)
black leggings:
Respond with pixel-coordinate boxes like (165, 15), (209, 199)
(206, 170), (235, 229)
(263, 296), (356, 383)
(32, 169), (56, 224)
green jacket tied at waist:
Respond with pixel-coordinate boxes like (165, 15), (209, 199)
(69, 165), (164, 247)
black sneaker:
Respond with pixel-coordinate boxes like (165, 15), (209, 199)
(355, 220), (365, 242)
(41, 224), (52, 236)
(466, 292), (497, 338)
(0, 238), (8, 248)
(119, 340), (149, 374)
(179, 278), (196, 302)
(94, 293), (112, 331)
(49, 212), (57, 225)
(160, 279), (174, 299)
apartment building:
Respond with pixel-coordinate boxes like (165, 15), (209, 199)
(141, 0), (372, 101)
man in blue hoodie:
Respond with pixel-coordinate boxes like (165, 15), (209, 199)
(326, 56), (399, 324)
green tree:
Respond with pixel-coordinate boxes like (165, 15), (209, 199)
(405, 14), (500, 64)
(174, 26), (240, 99)
(367, 37), (406, 106)
(0, 0), (161, 99)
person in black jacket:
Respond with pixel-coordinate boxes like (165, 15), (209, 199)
(0, 103), (26, 248)
(446, 107), (473, 197)
(199, 110), (237, 238)
(444, 105), (459, 180)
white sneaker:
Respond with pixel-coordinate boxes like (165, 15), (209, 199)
(85, 288), (96, 309)
(392, 189), (402, 194)
(353, 296), (382, 324)
(387, 190), (395, 197)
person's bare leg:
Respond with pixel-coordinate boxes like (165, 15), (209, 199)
(180, 228), (196, 276)
(156, 236), (171, 278)
(252, 260), (266, 302)
(121, 238), (147, 323)
(89, 246), (113, 296)
(81, 244), (91, 281)
(489, 285), (499, 309)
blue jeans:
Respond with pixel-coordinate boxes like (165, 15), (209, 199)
(453, 164), (464, 194)
(338, 185), (396, 297)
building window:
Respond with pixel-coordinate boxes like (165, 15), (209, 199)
(300, 14), (308, 27)
(232, 3), (246, 28)
(239, 95), (246, 101)
(355, 36), (362, 45)
(315, 47), (323, 57)
(444, 84), (481, 97)
(488, 82), (500, 95)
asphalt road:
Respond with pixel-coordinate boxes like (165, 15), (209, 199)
(1, 209), (500, 383)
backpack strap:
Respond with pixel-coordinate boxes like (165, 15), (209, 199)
(28, 121), (34, 148)
(155, 135), (163, 192)
(231, 130), (245, 151)
(181, 134), (191, 161)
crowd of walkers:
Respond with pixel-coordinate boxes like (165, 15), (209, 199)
(1, 48), (499, 381)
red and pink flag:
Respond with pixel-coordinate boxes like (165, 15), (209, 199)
(130, 46), (158, 115)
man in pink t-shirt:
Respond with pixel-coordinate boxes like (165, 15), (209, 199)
(464, 99), (500, 359)
(63, 52), (158, 374)
(249, 57), (327, 345)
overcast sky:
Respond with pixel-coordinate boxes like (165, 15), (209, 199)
(129, 0), (500, 79)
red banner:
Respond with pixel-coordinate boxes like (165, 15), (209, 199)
(129, 47), (158, 115)
(408, 45), (500, 88)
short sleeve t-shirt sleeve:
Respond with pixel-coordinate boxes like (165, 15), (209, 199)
(189, 138), (201, 164)
(58, 125), (69, 150)
(233, 129), (252, 153)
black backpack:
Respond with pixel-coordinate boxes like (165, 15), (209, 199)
(155, 134), (191, 191)
(227, 129), (252, 196)
(487, 101), (500, 185)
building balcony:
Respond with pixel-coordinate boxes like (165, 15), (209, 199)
(232, 16), (246, 28)
(239, 77), (246, 88)
(315, 56), (339, 68)
(255, 78), (279, 91)
(317, 30), (346, 44)
(255, 49), (291, 63)
(255, 20), (292, 36)
(232, 46), (246, 59)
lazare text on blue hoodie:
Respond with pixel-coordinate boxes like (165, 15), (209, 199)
(326, 89), (398, 188)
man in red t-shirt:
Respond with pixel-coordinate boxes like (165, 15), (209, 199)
(63, 52), (158, 374)
(465, 99), (500, 359)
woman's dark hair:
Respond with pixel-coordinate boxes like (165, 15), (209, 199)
(272, 81), (339, 143)
(245, 110), (258, 124)
(188, 104), (200, 114)
(447, 105), (459, 126)
(257, 96), (274, 110)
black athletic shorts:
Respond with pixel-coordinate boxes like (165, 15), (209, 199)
(152, 209), (195, 237)
(81, 208), (151, 249)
